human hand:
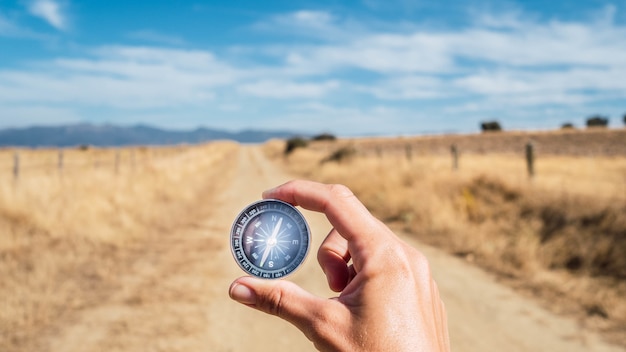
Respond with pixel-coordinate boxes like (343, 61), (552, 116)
(229, 180), (450, 352)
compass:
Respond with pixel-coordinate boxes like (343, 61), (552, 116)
(231, 199), (311, 279)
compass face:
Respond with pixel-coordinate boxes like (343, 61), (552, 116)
(231, 199), (311, 279)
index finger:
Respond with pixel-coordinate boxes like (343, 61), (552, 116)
(262, 180), (385, 245)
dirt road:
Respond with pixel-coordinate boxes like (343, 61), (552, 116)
(43, 145), (623, 352)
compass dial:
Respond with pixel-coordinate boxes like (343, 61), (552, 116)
(231, 199), (311, 279)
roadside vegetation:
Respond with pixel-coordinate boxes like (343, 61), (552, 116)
(0, 142), (238, 351)
(263, 129), (626, 347)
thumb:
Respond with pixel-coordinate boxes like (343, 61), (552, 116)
(229, 276), (339, 340)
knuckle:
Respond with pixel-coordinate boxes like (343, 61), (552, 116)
(257, 285), (285, 317)
(387, 243), (431, 278)
(328, 183), (354, 199)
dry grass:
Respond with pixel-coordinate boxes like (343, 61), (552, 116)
(263, 132), (626, 346)
(0, 142), (238, 351)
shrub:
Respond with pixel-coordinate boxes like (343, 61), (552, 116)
(561, 122), (575, 129)
(321, 146), (356, 164)
(586, 115), (609, 128)
(311, 133), (337, 141)
(480, 120), (502, 132)
(284, 137), (309, 155)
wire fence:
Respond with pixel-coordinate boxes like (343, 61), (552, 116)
(1, 146), (192, 181)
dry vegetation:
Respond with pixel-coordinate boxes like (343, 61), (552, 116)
(264, 129), (626, 346)
(1, 128), (624, 350)
(0, 142), (238, 351)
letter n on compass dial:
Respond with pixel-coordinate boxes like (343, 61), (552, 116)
(231, 199), (310, 279)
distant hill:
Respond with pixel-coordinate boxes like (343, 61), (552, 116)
(0, 123), (304, 147)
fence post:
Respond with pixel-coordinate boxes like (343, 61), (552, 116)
(526, 142), (534, 178)
(131, 150), (136, 171)
(13, 151), (19, 180)
(405, 144), (412, 161)
(451, 144), (458, 171)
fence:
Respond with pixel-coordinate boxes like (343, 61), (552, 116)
(3, 146), (191, 182)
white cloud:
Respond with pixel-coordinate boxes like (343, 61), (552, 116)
(455, 67), (626, 96)
(28, 0), (66, 30)
(2, 7), (626, 133)
(238, 80), (340, 98)
(0, 46), (239, 108)
(0, 105), (81, 128)
(473, 10), (527, 29)
(277, 17), (626, 76)
(299, 11), (624, 111)
(268, 102), (415, 135)
(280, 32), (454, 74)
(252, 10), (364, 42)
(291, 10), (334, 25)
(358, 75), (448, 100)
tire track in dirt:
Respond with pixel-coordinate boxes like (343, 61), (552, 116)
(45, 144), (623, 352)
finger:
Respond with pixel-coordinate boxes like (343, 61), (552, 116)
(262, 180), (386, 245)
(430, 280), (450, 351)
(318, 228), (351, 292)
(229, 276), (346, 342)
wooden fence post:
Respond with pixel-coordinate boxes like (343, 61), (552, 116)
(405, 144), (412, 161)
(451, 144), (458, 171)
(526, 142), (534, 178)
(13, 152), (19, 180)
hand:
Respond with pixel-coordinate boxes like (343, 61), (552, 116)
(229, 180), (450, 352)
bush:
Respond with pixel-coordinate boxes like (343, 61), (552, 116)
(561, 122), (575, 129)
(480, 120), (502, 132)
(586, 115), (609, 128)
(311, 133), (337, 141)
(321, 146), (356, 164)
(284, 137), (309, 155)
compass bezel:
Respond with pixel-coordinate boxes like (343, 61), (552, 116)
(230, 199), (311, 279)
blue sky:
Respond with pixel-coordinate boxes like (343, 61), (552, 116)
(1, 0), (625, 136)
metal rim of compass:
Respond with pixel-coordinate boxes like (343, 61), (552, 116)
(230, 199), (311, 279)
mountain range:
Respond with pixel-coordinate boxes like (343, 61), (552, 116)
(0, 124), (304, 147)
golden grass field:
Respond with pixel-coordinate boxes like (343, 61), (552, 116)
(1, 128), (625, 350)
(264, 129), (626, 346)
(0, 142), (239, 351)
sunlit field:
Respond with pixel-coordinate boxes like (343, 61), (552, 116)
(0, 142), (238, 351)
(1, 129), (625, 350)
(264, 129), (626, 346)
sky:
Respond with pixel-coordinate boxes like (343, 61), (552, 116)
(0, 0), (625, 136)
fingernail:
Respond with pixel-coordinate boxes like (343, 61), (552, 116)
(261, 189), (275, 199)
(230, 283), (257, 305)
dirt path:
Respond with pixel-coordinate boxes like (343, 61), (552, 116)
(44, 145), (623, 352)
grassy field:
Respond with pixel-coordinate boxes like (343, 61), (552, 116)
(0, 142), (238, 351)
(264, 129), (626, 346)
(1, 129), (624, 350)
